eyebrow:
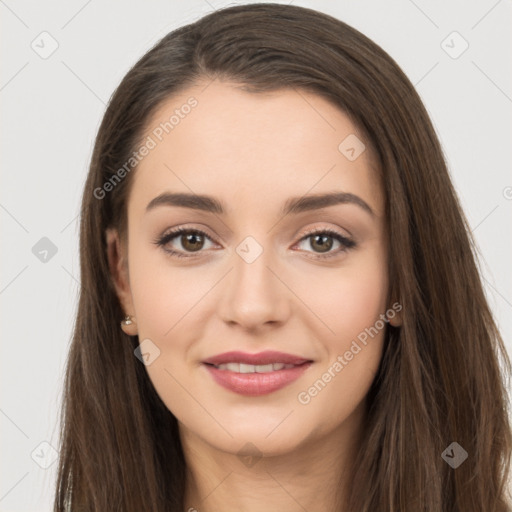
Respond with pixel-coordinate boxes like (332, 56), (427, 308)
(145, 191), (375, 217)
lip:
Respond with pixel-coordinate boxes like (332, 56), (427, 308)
(202, 350), (311, 366)
(202, 351), (313, 396)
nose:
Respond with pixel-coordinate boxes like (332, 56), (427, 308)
(217, 238), (291, 331)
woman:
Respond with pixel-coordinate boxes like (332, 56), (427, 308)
(53, 3), (512, 511)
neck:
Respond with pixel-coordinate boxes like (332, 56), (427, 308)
(180, 401), (366, 512)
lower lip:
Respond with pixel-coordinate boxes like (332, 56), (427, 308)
(203, 362), (312, 396)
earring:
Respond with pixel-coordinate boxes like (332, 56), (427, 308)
(121, 315), (136, 328)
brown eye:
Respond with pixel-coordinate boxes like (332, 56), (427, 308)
(180, 232), (205, 252)
(295, 228), (356, 259)
(154, 228), (216, 258)
(309, 233), (334, 253)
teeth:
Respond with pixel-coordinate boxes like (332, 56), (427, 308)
(214, 362), (296, 372)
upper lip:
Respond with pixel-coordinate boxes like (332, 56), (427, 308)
(202, 350), (312, 366)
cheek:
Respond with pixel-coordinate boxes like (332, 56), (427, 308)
(128, 242), (209, 341)
(333, 267), (388, 340)
(296, 329), (384, 435)
(294, 304), (387, 435)
(292, 248), (388, 416)
(295, 247), (389, 345)
(127, 248), (206, 417)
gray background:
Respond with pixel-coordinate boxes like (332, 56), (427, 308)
(1, 0), (511, 510)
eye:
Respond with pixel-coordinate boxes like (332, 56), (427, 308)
(153, 227), (217, 258)
(294, 228), (356, 259)
(153, 226), (356, 260)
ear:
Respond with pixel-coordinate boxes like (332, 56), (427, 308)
(387, 299), (403, 327)
(106, 227), (138, 336)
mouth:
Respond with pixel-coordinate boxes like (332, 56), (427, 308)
(205, 362), (299, 372)
(202, 351), (313, 396)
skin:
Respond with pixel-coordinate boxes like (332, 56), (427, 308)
(107, 78), (402, 511)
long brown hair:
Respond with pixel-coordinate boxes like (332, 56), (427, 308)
(53, 3), (512, 510)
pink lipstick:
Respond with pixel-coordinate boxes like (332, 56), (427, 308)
(202, 350), (313, 396)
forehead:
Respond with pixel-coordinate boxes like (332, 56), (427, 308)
(129, 79), (383, 219)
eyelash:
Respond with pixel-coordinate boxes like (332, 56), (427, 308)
(153, 226), (356, 260)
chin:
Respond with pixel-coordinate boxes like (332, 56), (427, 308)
(202, 414), (313, 455)
(217, 430), (305, 458)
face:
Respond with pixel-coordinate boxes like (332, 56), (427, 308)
(107, 79), (399, 457)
